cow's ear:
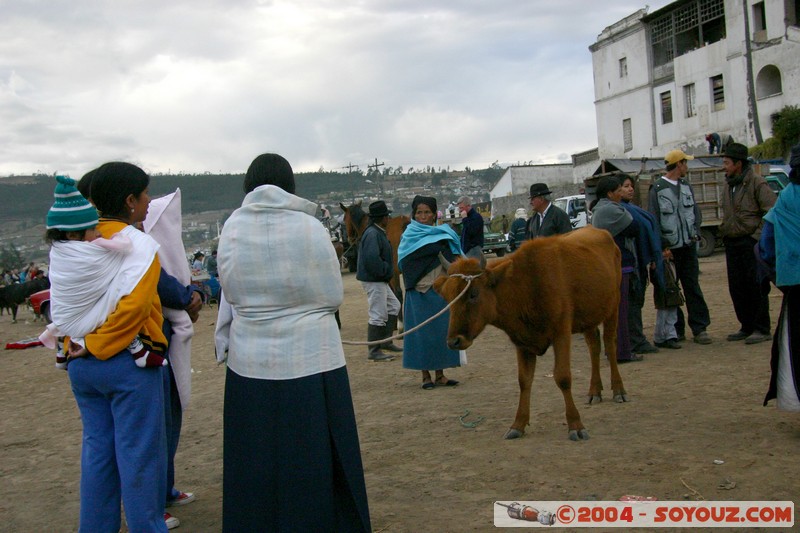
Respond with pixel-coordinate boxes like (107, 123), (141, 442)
(486, 260), (512, 287)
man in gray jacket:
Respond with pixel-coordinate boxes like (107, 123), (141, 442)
(648, 150), (712, 345)
(356, 200), (401, 361)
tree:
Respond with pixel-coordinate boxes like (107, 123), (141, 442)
(752, 105), (800, 160)
(772, 105), (800, 156)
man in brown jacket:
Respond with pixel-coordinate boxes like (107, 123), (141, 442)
(719, 143), (776, 344)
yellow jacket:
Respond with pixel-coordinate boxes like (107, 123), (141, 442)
(84, 220), (168, 359)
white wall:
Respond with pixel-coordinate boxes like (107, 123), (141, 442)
(591, 0), (800, 160)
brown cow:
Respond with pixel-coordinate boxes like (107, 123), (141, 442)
(433, 226), (628, 441)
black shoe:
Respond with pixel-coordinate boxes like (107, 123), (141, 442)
(726, 330), (750, 342)
(693, 331), (712, 345)
(655, 339), (682, 349)
(633, 344), (659, 354)
(744, 332), (772, 345)
(618, 354), (645, 363)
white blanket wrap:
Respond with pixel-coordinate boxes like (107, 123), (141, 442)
(42, 226), (159, 348)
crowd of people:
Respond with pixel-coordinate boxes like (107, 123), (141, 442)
(24, 141), (798, 531)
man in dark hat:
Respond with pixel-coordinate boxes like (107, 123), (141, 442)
(719, 142), (776, 345)
(456, 195), (485, 267)
(526, 183), (572, 238)
(356, 200), (401, 361)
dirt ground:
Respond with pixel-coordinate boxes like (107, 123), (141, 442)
(1, 251), (797, 532)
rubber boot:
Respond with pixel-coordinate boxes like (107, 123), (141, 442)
(367, 324), (394, 362)
(382, 314), (403, 352)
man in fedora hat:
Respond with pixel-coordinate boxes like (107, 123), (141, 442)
(526, 183), (571, 239)
(648, 149), (712, 346)
(719, 142), (776, 345)
(356, 200), (401, 361)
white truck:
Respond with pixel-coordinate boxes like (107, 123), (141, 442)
(553, 194), (587, 230)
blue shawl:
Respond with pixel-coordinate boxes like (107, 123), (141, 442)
(622, 201), (664, 289)
(398, 221), (463, 289)
(764, 184), (800, 287)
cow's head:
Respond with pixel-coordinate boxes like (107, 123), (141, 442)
(433, 254), (512, 350)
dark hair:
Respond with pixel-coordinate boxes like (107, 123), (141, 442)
(243, 153), (295, 194)
(90, 162), (150, 218)
(77, 167), (99, 201)
(44, 228), (86, 244)
(665, 161), (679, 172)
(590, 176), (622, 210)
(619, 174), (634, 187)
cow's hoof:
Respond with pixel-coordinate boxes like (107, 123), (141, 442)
(504, 428), (524, 440)
(587, 394), (602, 404)
(613, 393), (630, 403)
(568, 429), (590, 441)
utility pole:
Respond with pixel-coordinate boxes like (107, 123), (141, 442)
(368, 158), (385, 194)
(341, 162), (359, 173)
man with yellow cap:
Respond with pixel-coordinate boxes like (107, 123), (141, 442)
(648, 149), (713, 346)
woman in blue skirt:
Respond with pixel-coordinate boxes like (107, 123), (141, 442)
(215, 153), (371, 532)
(398, 195), (464, 389)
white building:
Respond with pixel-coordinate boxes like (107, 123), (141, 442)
(490, 164), (574, 198)
(590, 0), (800, 159)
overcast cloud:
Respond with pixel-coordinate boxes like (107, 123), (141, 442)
(0, 0), (672, 176)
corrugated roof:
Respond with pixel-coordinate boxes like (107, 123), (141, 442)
(592, 157), (724, 176)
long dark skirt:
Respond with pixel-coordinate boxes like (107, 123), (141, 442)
(616, 271), (634, 361)
(223, 365), (371, 533)
(763, 285), (800, 412)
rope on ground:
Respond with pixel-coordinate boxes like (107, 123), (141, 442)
(459, 409), (484, 428)
(341, 273), (482, 346)
(680, 478), (706, 501)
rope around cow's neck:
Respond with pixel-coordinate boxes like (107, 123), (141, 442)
(341, 272), (482, 346)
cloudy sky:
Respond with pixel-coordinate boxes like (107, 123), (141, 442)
(0, 0), (672, 177)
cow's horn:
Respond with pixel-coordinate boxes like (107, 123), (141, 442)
(438, 252), (452, 271)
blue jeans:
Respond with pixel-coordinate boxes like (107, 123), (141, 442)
(69, 353), (167, 533)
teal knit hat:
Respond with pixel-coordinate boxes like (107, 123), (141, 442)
(46, 175), (99, 231)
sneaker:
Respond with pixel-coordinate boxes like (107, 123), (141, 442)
(655, 339), (682, 350)
(744, 332), (772, 345)
(167, 491), (195, 507)
(693, 331), (712, 345)
(164, 513), (180, 529)
(726, 330), (750, 342)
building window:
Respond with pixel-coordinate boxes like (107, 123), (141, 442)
(619, 57), (628, 78)
(711, 74), (724, 111)
(684, 83), (696, 117)
(792, 0), (800, 26)
(650, 0), (726, 67)
(756, 65), (782, 99)
(660, 91), (673, 124)
(753, 2), (766, 31)
(623, 119), (633, 152)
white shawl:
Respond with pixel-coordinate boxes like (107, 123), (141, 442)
(42, 226), (159, 348)
(144, 189), (194, 409)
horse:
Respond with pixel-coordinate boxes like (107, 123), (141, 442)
(339, 201), (410, 304)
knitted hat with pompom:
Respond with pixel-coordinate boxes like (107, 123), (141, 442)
(46, 175), (99, 231)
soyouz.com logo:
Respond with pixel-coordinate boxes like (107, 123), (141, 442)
(494, 501), (794, 527)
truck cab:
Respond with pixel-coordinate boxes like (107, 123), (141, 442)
(553, 194), (587, 229)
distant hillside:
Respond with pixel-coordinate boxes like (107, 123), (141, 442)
(0, 166), (504, 224)
(0, 171), (371, 223)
